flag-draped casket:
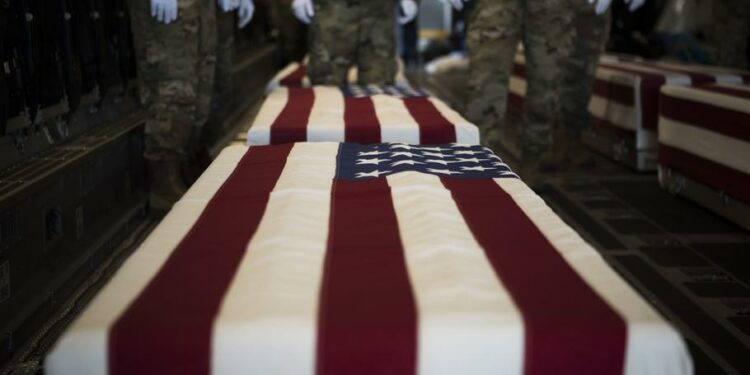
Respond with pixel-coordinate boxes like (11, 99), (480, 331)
(248, 86), (480, 146)
(658, 83), (750, 231)
(47, 143), (692, 375)
(510, 52), (750, 171)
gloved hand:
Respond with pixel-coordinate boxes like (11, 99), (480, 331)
(398, 0), (418, 25)
(151, 0), (178, 24)
(447, 0), (467, 11)
(623, 0), (645, 12)
(588, 0), (613, 15)
(238, 0), (254, 28)
(217, 0), (240, 12)
(292, 0), (314, 24)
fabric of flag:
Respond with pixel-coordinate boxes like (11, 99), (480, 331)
(248, 86), (480, 146)
(510, 51), (750, 152)
(47, 143), (693, 375)
(659, 83), (750, 204)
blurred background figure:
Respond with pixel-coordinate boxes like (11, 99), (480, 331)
(704, 0), (750, 70)
(462, 0), (574, 185)
(557, 0), (644, 168)
(128, 0), (254, 212)
(271, 0), (309, 65)
(292, 0), (418, 85)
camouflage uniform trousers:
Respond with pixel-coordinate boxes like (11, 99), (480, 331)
(708, 0), (750, 70)
(211, 6), (235, 116)
(465, 0), (574, 157)
(128, 0), (217, 162)
(308, 0), (397, 86)
(559, 5), (611, 135)
(271, 0), (308, 64)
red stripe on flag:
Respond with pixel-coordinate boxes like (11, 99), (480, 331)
(344, 97), (382, 144)
(599, 63), (667, 130)
(403, 97), (458, 144)
(696, 85), (750, 99)
(641, 62), (718, 85)
(442, 178), (627, 375)
(316, 179), (417, 375)
(270, 88), (315, 145)
(279, 64), (307, 87)
(659, 144), (750, 204)
(109, 144), (293, 375)
(661, 93), (750, 142)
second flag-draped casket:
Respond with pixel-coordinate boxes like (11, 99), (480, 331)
(510, 51), (750, 171)
(658, 83), (750, 231)
(248, 85), (480, 146)
(47, 143), (692, 375)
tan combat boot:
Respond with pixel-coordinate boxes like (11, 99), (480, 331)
(557, 128), (596, 169)
(516, 149), (559, 189)
(149, 160), (189, 215)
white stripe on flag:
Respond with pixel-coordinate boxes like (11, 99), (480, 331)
(493, 178), (693, 375)
(306, 86), (345, 142)
(212, 143), (339, 374)
(659, 117), (750, 175)
(387, 172), (524, 375)
(248, 88), (290, 145)
(371, 94), (421, 144)
(427, 97), (480, 145)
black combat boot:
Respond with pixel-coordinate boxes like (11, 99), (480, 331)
(516, 149), (559, 189)
(149, 160), (189, 215)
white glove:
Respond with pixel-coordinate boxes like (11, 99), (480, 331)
(623, 0), (645, 12)
(292, 0), (314, 24)
(151, 0), (178, 24)
(588, 0), (613, 15)
(447, 0), (467, 11)
(217, 0), (240, 12)
(398, 0), (418, 25)
(238, 0), (255, 28)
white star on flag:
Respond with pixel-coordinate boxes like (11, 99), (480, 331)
(425, 159), (460, 166)
(391, 152), (424, 158)
(461, 166), (495, 172)
(391, 160), (426, 167)
(357, 158), (390, 165)
(358, 150), (387, 156)
(419, 146), (448, 152)
(454, 150), (481, 156)
(390, 144), (415, 150)
(427, 168), (463, 175)
(355, 170), (392, 178)
(456, 158), (488, 164)
(423, 152), (447, 158)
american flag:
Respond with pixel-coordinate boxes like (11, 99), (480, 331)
(48, 143), (692, 375)
(248, 86), (480, 146)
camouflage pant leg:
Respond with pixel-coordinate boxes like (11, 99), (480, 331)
(195, 0), (218, 131)
(128, 0), (212, 161)
(308, 0), (359, 85)
(271, 0), (308, 63)
(520, 0), (575, 157)
(356, 0), (397, 85)
(559, 6), (610, 133)
(711, 0), (749, 69)
(465, 0), (522, 148)
(212, 7), (235, 115)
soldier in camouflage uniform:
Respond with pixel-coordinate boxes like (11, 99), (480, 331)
(557, 4), (612, 166)
(465, 0), (574, 180)
(271, 0), (308, 64)
(307, 0), (398, 86)
(128, 0), (218, 211)
(708, 0), (750, 70)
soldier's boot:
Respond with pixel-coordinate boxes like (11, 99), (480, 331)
(557, 128), (596, 169)
(516, 149), (559, 189)
(149, 160), (188, 215)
